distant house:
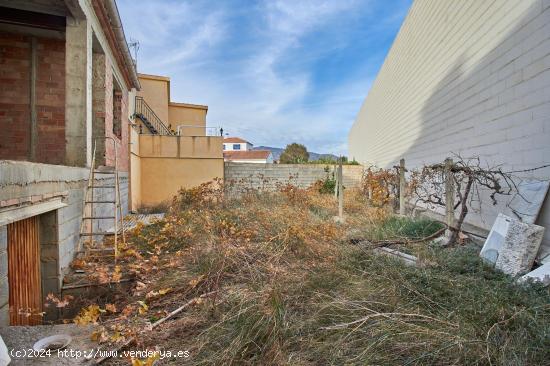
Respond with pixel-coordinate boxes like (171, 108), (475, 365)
(223, 137), (273, 163)
(223, 137), (253, 151)
(224, 150), (273, 164)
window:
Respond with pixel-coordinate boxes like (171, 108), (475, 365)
(233, 144), (241, 150)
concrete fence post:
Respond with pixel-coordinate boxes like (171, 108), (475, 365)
(399, 158), (406, 215)
(333, 163), (338, 198)
(444, 158), (455, 232)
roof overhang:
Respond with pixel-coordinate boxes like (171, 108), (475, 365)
(92, 0), (140, 90)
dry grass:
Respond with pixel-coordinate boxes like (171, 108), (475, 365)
(86, 182), (550, 365)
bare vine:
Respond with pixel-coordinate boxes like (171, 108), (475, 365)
(409, 154), (548, 244)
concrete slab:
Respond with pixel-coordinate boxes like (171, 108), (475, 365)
(122, 213), (165, 232)
(495, 219), (544, 276)
(0, 334), (10, 366)
(0, 324), (98, 365)
(374, 247), (418, 267)
(481, 214), (545, 276)
(480, 213), (510, 265)
(518, 262), (550, 286)
(508, 180), (549, 224)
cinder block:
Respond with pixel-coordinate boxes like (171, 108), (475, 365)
(0, 251), (7, 278)
(58, 216), (80, 243)
(0, 304), (8, 326)
(41, 259), (59, 278)
(0, 277), (8, 307)
(0, 226), (6, 251)
(42, 278), (59, 297)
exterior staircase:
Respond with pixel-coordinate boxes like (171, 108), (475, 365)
(134, 96), (174, 135)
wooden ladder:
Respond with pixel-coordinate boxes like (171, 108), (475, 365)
(78, 137), (126, 263)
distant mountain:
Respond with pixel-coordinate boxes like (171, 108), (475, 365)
(253, 146), (338, 162)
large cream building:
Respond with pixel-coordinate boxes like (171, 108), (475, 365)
(349, 1), (550, 256)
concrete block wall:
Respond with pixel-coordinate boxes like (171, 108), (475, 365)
(0, 160), (129, 325)
(225, 163), (364, 194)
(39, 210), (58, 321)
(56, 173), (128, 272)
(349, 1), (550, 250)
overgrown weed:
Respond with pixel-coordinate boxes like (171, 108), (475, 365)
(89, 181), (550, 365)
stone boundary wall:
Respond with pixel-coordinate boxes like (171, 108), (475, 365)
(224, 163), (364, 193)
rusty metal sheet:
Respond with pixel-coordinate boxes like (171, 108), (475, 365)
(8, 216), (42, 325)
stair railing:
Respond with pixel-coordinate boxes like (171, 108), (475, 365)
(134, 96), (174, 135)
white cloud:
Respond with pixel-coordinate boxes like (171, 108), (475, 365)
(119, 1), (226, 70)
(156, 12), (225, 67)
(264, 0), (358, 36)
(118, 0), (406, 156)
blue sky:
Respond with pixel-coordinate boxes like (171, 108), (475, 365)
(117, 0), (411, 155)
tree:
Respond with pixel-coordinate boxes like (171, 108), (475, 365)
(279, 143), (309, 164)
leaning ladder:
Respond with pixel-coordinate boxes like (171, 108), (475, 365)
(78, 137), (126, 263)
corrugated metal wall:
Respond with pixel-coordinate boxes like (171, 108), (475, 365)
(7, 216), (42, 325)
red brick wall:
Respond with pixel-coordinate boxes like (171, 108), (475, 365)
(0, 32), (65, 164)
(0, 34), (31, 160)
(35, 37), (65, 164)
(101, 57), (129, 172)
(1, 31), (130, 170)
(113, 90), (122, 139)
(103, 57), (115, 168)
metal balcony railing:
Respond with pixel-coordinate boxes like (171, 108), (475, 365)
(175, 125), (223, 137)
(134, 96), (173, 135)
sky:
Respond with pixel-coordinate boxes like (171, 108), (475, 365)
(117, 0), (412, 156)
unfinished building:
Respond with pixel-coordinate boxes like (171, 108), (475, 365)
(0, 0), (140, 325)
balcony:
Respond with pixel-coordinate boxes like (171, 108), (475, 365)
(138, 134), (223, 159)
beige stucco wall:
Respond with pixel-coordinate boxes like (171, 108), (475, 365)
(137, 74), (170, 123)
(129, 132), (224, 208)
(169, 103), (207, 136)
(129, 126), (141, 209)
(137, 74), (208, 136)
(140, 158), (223, 206)
(138, 135), (222, 159)
(349, 0), (550, 254)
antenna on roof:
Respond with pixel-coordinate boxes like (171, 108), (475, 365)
(128, 38), (140, 69)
